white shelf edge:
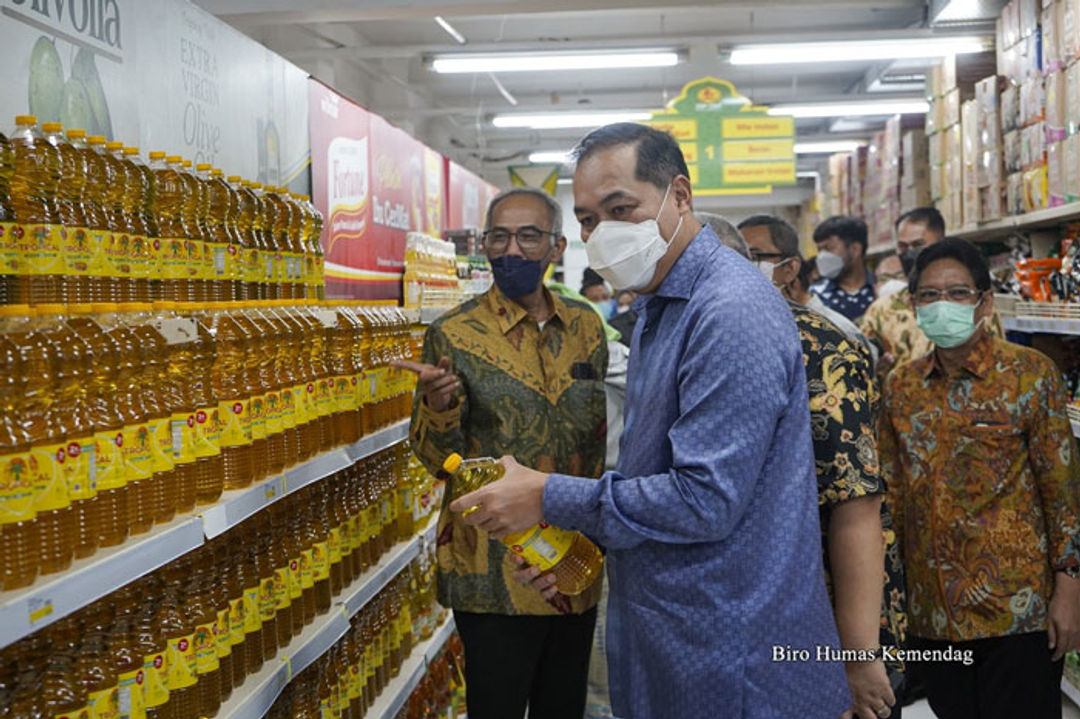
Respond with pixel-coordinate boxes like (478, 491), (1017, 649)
(1063, 675), (1080, 708)
(365, 615), (457, 719)
(219, 521), (437, 719)
(0, 515), (204, 649)
(202, 421), (410, 539)
(997, 314), (1080, 336)
(954, 202), (1080, 242)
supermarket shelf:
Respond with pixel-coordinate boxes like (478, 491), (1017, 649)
(219, 524), (437, 719)
(0, 515), (204, 649)
(365, 615), (457, 719)
(202, 421), (410, 539)
(1064, 676), (1080, 708)
(954, 203), (1080, 242)
(999, 315), (1080, 336)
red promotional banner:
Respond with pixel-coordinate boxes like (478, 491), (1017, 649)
(446, 160), (501, 231)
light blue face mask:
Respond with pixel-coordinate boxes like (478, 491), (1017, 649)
(916, 297), (984, 348)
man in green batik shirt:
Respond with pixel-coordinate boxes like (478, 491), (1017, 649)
(397, 186), (607, 719)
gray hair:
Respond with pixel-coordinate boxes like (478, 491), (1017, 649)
(696, 212), (750, 259)
(485, 187), (563, 238)
(737, 215), (802, 260)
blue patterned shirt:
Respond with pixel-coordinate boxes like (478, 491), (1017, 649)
(544, 228), (851, 719)
(812, 276), (877, 321)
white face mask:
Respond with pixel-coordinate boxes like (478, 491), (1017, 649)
(757, 257), (791, 286)
(585, 183), (684, 291)
(877, 278), (907, 297)
(816, 250), (845, 280)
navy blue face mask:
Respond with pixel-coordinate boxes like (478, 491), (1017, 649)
(490, 255), (546, 299)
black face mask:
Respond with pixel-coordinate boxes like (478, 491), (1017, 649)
(900, 248), (920, 278)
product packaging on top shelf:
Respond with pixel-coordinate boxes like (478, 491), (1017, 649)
(1005, 130), (1023, 171)
(944, 88), (963, 128)
(964, 183), (981, 226)
(1001, 84), (1021, 132)
(1021, 76), (1047, 126)
(1024, 164), (1050, 210)
(1022, 122), (1049, 167)
(1003, 0), (1021, 48)
(1049, 140), (1067, 206)
(1008, 171), (1027, 213)
(1020, 0), (1039, 38)
(1066, 134), (1080, 201)
(1043, 3), (1064, 73)
(981, 182), (1006, 221)
(963, 100), (980, 184)
(1046, 70), (1068, 141)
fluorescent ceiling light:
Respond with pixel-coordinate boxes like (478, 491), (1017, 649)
(796, 170), (821, 179)
(769, 98), (929, 118)
(494, 110), (653, 130)
(794, 140), (867, 154)
(529, 150), (573, 164)
(434, 16), (467, 45)
(432, 50), (678, 74)
(730, 36), (987, 65)
(933, 0), (997, 23)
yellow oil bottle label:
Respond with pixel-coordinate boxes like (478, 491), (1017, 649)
(328, 526), (343, 565)
(62, 227), (93, 276)
(390, 614), (402, 652)
(146, 237), (162, 280)
(218, 399), (252, 447)
(29, 441), (72, 512)
(373, 633), (385, 669)
(93, 430), (126, 491)
(347, 662), (362, 700)
(272, 567), (291, 610)
(315, 377), (333, 418)
(20, 224), (65, 275)
(265, 389), (282, 435)
(354, 372), (368, 409)
(192, 406), (222, 458)
(245, 247), (260, 284)
(193, 621), (219, 674)
(170, 413), (196, 465)
(158, 238), (188, 280)
(311, 541), (330, 581)
(299, 548), (315, 589)
(319, 698), (332, 719)
(380, 494), (394, 527)
(364, 505), (381, 541)
(128, 235), (151, 280)
(399, 606), (412, 641)
(65, 437), (95, 501)
(287, 556), (302, 599)
(200, 240), (215, 281)
(117, 667), (145, 719)
(242, 585), (262, 633)
(279, 387), (296, 430)
(303, 254), (315, 288)
(224, 243), (239, 283)
(141, 651), (168, 708)
(208, 242), (228, 279)
(249, 393), (267, 441)
(504, 524), (576, 571)
(399, 487), (413, 521)
(121, 424), (153, 482)
(364, 643), (374, 681)
(87, 685), (119, 719)
(86, 229), (110, 278)
(166, 634), (197, 689)
(109, 233), (133, 280)
(148, 417), (175, 474)
(215, 607), (231, 657)
(345, 515), (360, 553)
(55, 706), (89, 719)
(296, 383), (313, 425)
(183, 239), (203, 280)
(0, 451), (36, 524)
(228, 596), (246, 646)
(0, 222), (19, 276)
(258, 576), (276, 620)
(332, 375), (353, 413)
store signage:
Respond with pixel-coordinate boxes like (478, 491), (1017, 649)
(644, 77), (796, 196)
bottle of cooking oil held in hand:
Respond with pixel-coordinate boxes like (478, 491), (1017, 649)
(441, 453), (603, 596)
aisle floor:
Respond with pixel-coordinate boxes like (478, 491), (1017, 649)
(904, 697), (1080, 718)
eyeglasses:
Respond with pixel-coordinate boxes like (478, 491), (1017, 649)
(749, 250), (787, 261)
(914, 286), (982, 304)
(482, 226), (556, 254)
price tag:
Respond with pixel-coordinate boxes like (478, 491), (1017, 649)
(28, 597), (53, 624)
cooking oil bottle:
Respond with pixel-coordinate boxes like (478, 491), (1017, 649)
(120, 149), (153, 302)
(108, 304), (154, 536)
(224, 176), (247, 301)
(233, 180), (260, 301)
(186, 560), (222, 719)
(81, 303), (128, 549)
(220, 537), (249, 690)
(102, 142), (135, 303)
(250, 519), (280, 664)
(207, 539), (234, 703)
(67, 132), (107, 306)
(38, 653), (88, 719)
(294, 493), (318, 626)
(236, 530), (265, 676)
(150, 155), (186, 303)
(302, 196), (325, 300)
(84, 138), (117, 304)
(108, 617), (146, 719)
(0, 304), (38, 589)
(265, 509), (294, 648)
(262, 305), (295, 470)
(0, 129), (18, 305)
(149, 301), (188, 520)
(443, 453), (603, 595)
(157, 562), (199, 719)
(179, 303), (223, 505)
(208, 169), (238, 302)
(135, 598), (169, 719)
(278, 305), (315, 462)
(124, 149), (160, 302)
(176, 161), (207, 303)
(284, 193), (305, 298)
(9, 116), (63, 305)
(50, 127), (92, 305)
(206, 303), (253, 490)
(250, 185), (278, 300)
(239, 303), (279, 476)
(73, 634), (119, 719)
(228, 303), (266, 485)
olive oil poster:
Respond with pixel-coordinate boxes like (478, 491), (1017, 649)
(0, 0), (311, 192)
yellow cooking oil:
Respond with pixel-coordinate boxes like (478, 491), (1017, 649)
(83, 136), (116, 303)
(207, 302), (254, 490)
(123, 148), (160, 302)
(177, 160), (209, 302)
(9, 115), (63, 305)
(0, 129), (18, 305)
(49, 126), (92, 305)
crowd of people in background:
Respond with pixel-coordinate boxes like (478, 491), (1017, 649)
(399, 123), (1080, 719)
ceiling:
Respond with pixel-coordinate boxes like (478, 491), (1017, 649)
(193, 0), (997, 209)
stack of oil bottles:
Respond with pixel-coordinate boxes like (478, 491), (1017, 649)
(0, 114), (326, 306)
(0, 444), (447, 719)
(393, 634), (466, 719)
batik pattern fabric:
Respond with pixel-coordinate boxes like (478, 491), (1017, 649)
(811, 276), (877, 321)
(410, 285), (608, 617)
(879, 333), (1080, 641)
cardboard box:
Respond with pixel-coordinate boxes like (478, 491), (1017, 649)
(1048, 140), (1066, 205)
(1001, 84), (1020, 132)
(1005, 129), (1023, 171)
(942, 55), (958, 94)
(1007, 171), (1027, 213)
(980, 182), (1006, 221)
(1044, 2), (1063, 73)
(1020, 76), (1046, 125)
(901, 179), (932, 210)
(1024, 165), (1050, 210)
(1004, 0), (1021, 47)
(929, 131), (944, 167)
(963, 184), (981, 226)
(944, 88), (962, 128)
(1065, 133), (1080, 201)
(980, 148), (1005, 188)
(1021, 121), (1048, 167)
(1046, 69), (1067, 140)
(1021, 0), (1040, 39)
(931, 161), (945, 200)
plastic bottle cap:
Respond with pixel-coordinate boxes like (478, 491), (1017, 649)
(41, 122), (63, 132)
(14, 115), (36, 125)
(123, 147), (139, 155)
(196, 163), (211, 171)
(34, 303), (66, 315)
(149, 151), (166, 160)
(105, 141), (123, 151)
(182, 160), (192, 168)
(87, 136), (105, 145)
(0, 304), (32, 317)
(442, 453), (463, 473)
(211, 169), (223, 177)
(166, 155), (182, 163)
(91, 303), (118, 313)
(66, 129), (86, 139)
(68, 303), (94, 315)
(227, 175), (241, 183)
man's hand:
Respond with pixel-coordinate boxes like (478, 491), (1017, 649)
(1048, 572), (1080, 661)
(840, 660), (895, 719)
(508, 554), (560, 600)
(393, 356), (459, 412)
(449, 456), (548, 538)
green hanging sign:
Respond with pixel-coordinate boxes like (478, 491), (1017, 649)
(645, 77), (796, 196)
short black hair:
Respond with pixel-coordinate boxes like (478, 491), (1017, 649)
(580, 267), (606, 291)
(813, 216), (868, 253)
(738, 215), (801, 259)
(908, 237), (991, 294)
(571, 122), (690, 191)
(896, 206), (946, 237)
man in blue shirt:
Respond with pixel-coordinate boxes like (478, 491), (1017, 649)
(811, 216), (877, 322)
(451, 123), (851, 718)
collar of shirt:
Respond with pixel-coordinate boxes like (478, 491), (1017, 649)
(919, 329), (995, 380)
(630, 225), (723, 314)
(483, 283), (568, 335)
(817, 276), (875, 297)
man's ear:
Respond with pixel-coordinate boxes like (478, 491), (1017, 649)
(672, 174), (694, 213)
(550, 235), (567, 264)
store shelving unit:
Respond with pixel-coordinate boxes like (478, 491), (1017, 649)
(364, 615), (457, 719)
(0, 420), (411, 649)
(954, 204), (1080, 243)
(218, 521), (438, 719)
